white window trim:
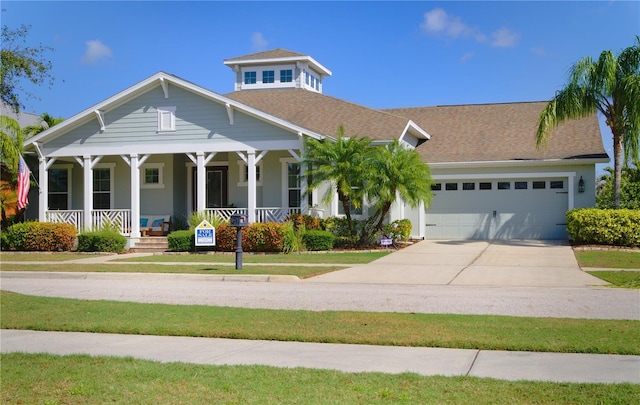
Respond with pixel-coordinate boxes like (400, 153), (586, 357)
(237, 160), (263, 187)
(141, 163), (165, 189)
(48, 164), (73, 210)
(157, 106), (176, 132)
(93, 163), (115, 209)
(240, 64), (296, 90)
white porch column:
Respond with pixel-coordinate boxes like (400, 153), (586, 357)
(83, 155), (93, 231)
(247, 150), (256, 223)
(196, 152), (206, 212)
(130, 154), (141, 238)
(418, 200), (426, 239)
(38, 157), (48, 221)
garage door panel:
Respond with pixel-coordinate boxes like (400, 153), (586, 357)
(426, 179), (568, 240)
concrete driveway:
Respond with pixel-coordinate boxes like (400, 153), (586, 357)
(308, 240), (610, 287)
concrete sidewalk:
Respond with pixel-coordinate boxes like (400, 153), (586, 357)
(2, 329), (638, 384)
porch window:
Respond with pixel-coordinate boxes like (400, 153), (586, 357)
(337, 190), (363, 216)
(93, 164), (114, 209)
(287, 163), (301, 208)
(157, 106), (175, 132)
(141, 163), (165, 189)
(48, 165), (72, 210)
(237, 161), (262, 186)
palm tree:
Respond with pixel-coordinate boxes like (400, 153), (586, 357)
(362, 139), (433, 241)
(1, 115), (24, 175)
(303, 126), (372, 237)
(23, 112), (64, 137)
(536, 36), (640, 208)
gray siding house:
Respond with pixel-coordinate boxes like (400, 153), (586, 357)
(23, 49), (608, 247)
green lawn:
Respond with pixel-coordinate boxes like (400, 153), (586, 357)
(2, 291), (638, 355)
(0, 263), (340, 278)
(575, 250), (640, 269)
(0, 252), (104, 261)
(2, 353), (637, 405)
(111, 251), (390, 264)
(586, 270), (640, 288)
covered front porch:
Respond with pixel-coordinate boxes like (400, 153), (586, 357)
(38, 148), (316, 240)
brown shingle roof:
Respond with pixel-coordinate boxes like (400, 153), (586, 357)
(384, 102), (607, 164)
(224, 49), (307, 62)
(225, 89), (413, 140)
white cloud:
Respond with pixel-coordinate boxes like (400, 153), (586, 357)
(251, 32), (269, 51)
(82, 40), (112, 64)
(531, 47), (546, 56)
(421, 8), (475, 39)
(490, 28), (519, 48)
(421, 8), (518, 48)
(460, 51), (475, 62)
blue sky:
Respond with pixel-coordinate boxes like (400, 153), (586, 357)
(3, 1), (639, 168)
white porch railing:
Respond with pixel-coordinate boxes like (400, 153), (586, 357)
(92, 209), (132, 234)
(256, 207), (300, 223)
(44, 207), (301, 236)
(204, 208), (248, 222)
(45, 209), (132, 235)
(46, 210), (84, 231)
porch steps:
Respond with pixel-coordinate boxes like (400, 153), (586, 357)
(132, 237), (169, 253)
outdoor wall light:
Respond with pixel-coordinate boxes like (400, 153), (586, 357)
(578, 176), (585, 193)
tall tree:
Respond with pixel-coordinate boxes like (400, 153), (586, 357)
(362, 139), (433, 241)
(303, 126), (372, 237)
(0, 115), (24, 174)
(1, 24), (55, 113)
(536, 36), (640, 208)
(23, 112), (64, 137)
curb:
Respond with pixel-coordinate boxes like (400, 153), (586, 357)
(0, 271), (301, 283)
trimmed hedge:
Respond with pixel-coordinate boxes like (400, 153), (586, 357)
(566, 208), (640, 247)
(77, 231), (126, 253)
(167, 230), (195, 252)
(2, 221), (77, 251)
(302, 230), (335, 251)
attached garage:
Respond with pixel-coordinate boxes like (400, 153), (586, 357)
(425, 175), (571, 240)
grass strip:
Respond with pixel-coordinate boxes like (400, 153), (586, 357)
(575, 250), (640, 269)
(0, 252), (102, 262)
(0, 251), (389, 264)
(2, 353), (638, 404)
(2, 291), (638, 355)
(0, 263), (341, 278)
(586, 270), (640, 289)
(111, 251), (390, 264)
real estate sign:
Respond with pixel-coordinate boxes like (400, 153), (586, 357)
(195, 220), (215, 246)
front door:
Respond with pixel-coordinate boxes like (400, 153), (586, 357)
(191, 166), (228, 211)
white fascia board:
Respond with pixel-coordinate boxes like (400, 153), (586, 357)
(224, 55), (332, 77)
(40, 139), (304, 158)
(403, 120), (430, 140)
(24, 72), (169, 149)
(429, 157), (610, 170)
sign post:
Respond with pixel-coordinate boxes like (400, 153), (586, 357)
(195, 220), (216, 249)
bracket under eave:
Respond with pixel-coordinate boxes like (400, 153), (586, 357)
(94, 110), (105, 131)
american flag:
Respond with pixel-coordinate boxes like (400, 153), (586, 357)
(17, 155), (31, 210)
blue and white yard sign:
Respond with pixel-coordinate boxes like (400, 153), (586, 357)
(195, 220), (215, 246)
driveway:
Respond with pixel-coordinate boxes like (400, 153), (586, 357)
(307, 240), (610, 287)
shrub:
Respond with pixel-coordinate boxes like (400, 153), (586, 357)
(188, 211), (225, 230)
(303, 230), (335, 251)
(566, 208), (640, 247)
(77, 231), (126, 253)
(215, 222), (240, 252)
(381, 219), (412, 242)
(167, 230), (195, 252)
(282, 221), (305, 253)
(244, 222), (284, 252)
(286, 213), (325, 231)
(3, 221), (77, 251)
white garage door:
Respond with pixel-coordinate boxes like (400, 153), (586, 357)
(425, 178), (569, 240)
